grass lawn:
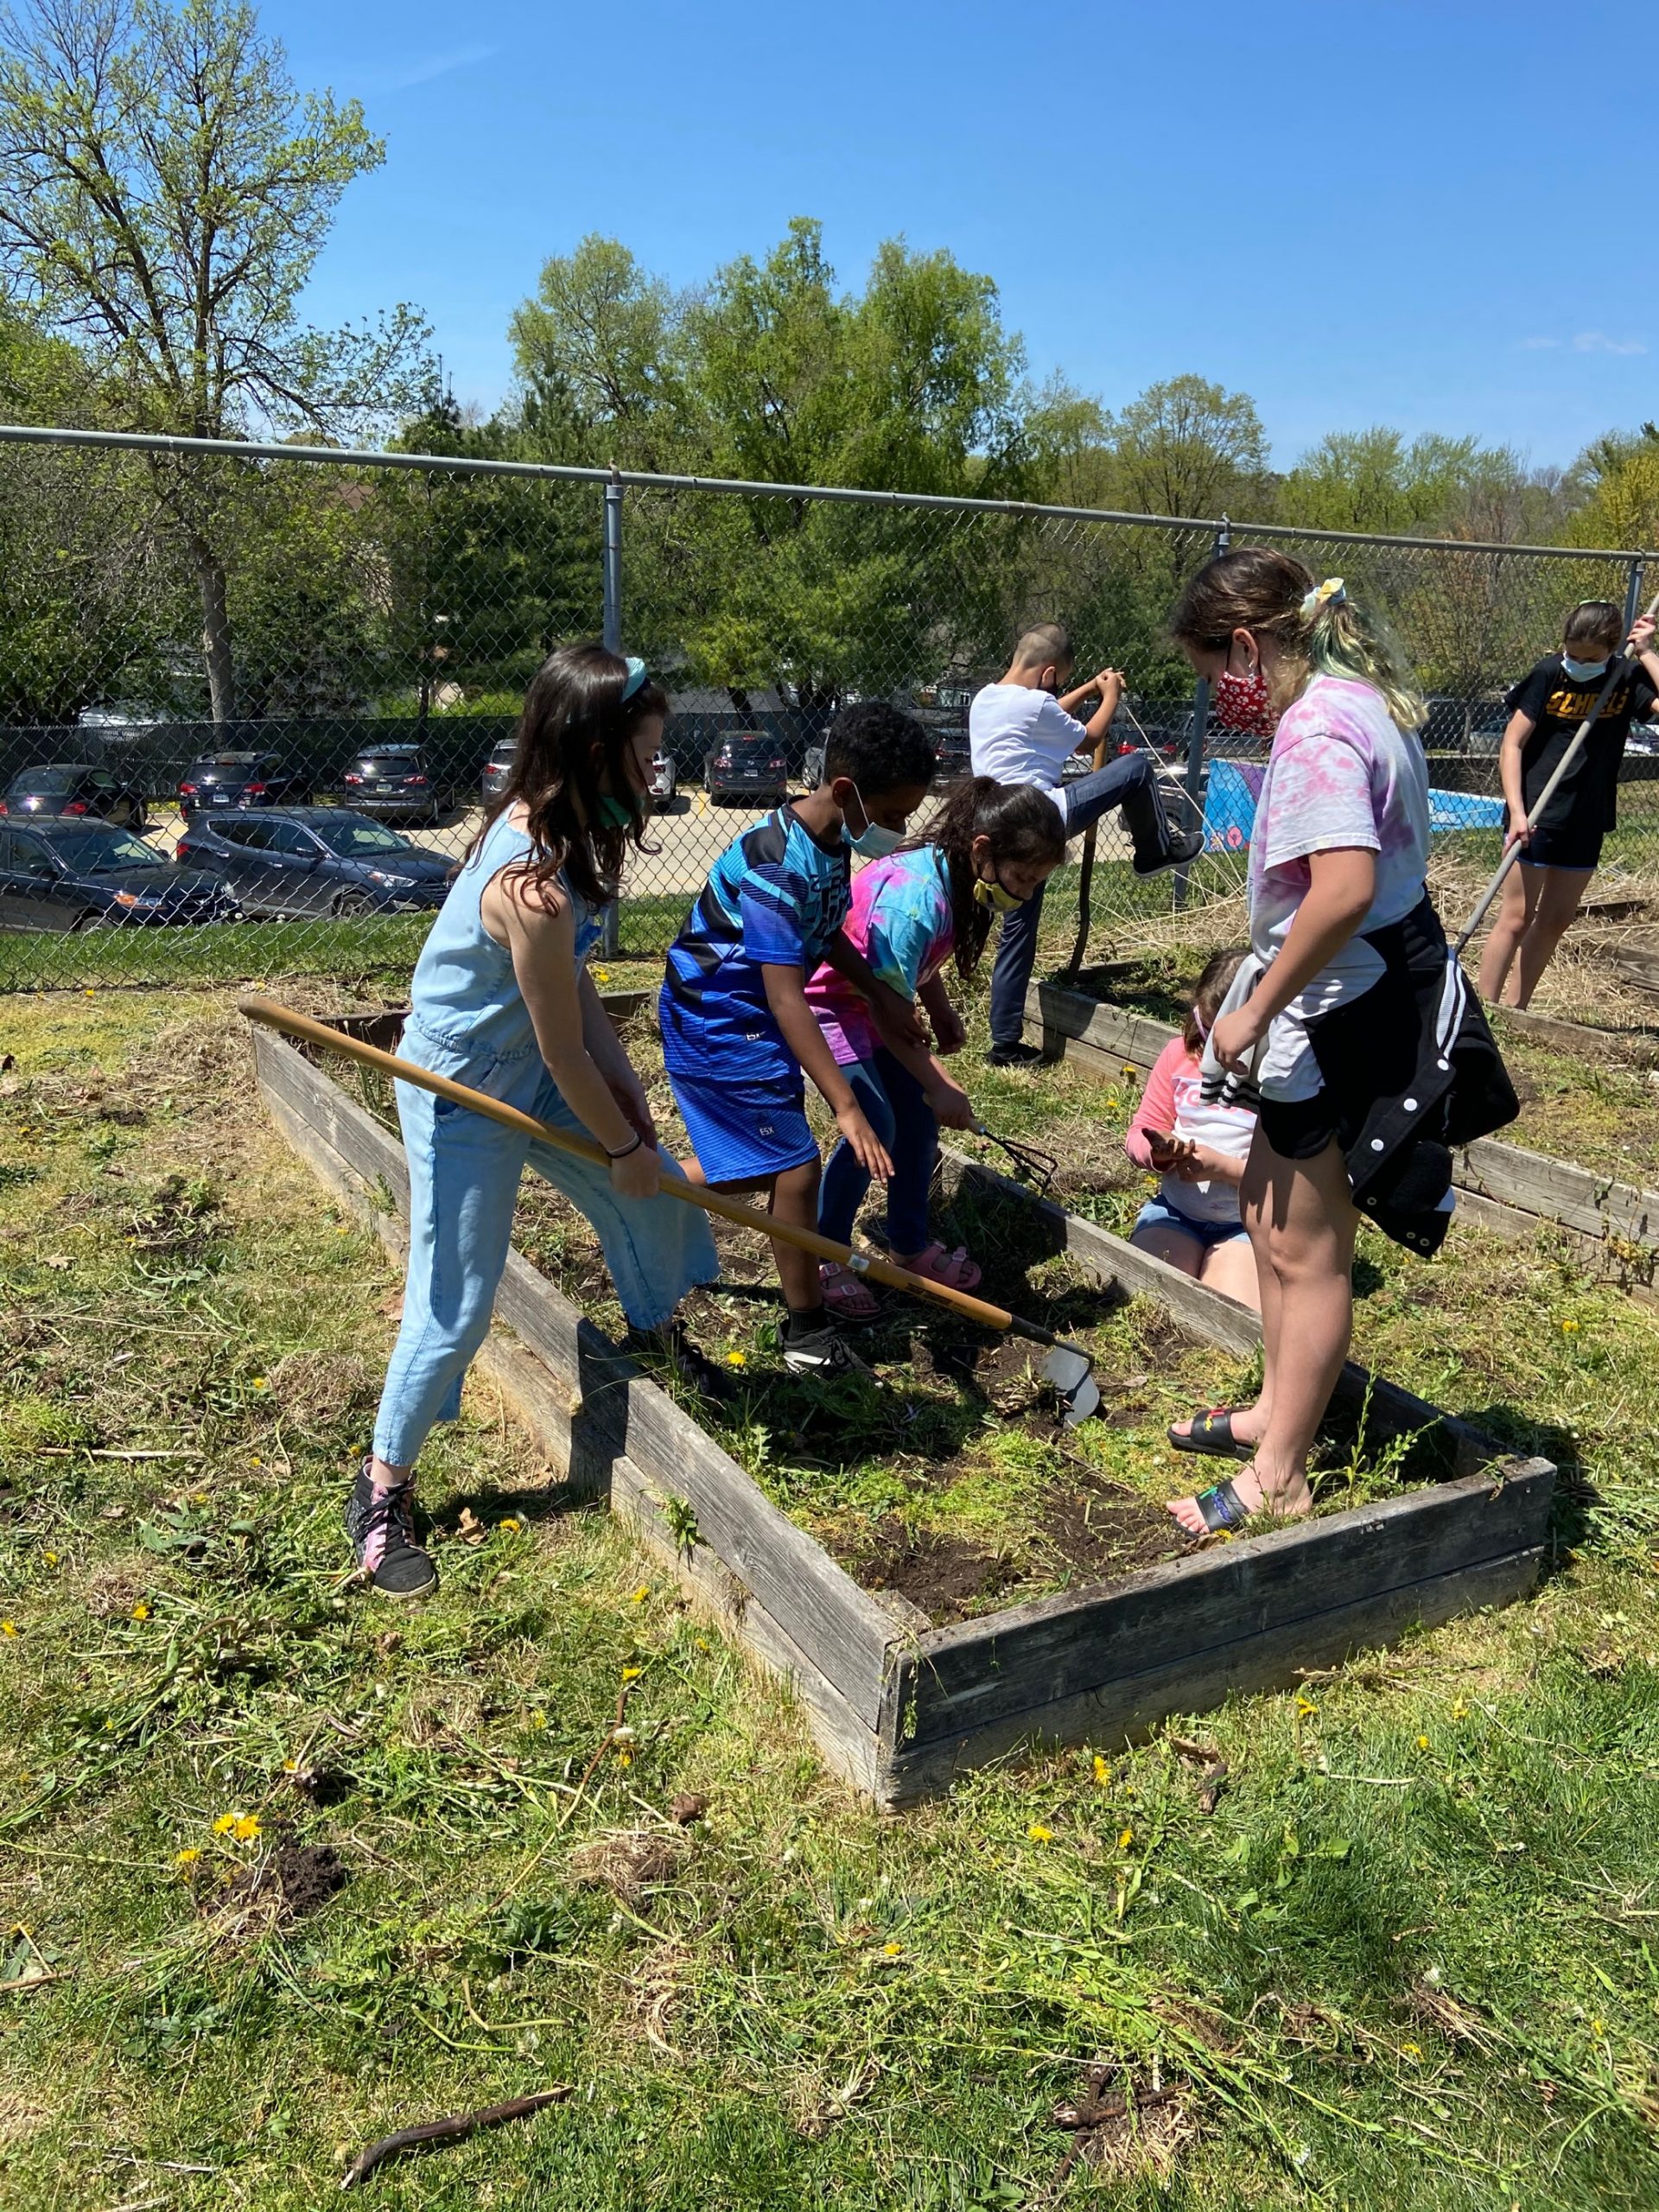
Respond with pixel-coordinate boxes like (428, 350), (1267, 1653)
(3, 987), (1659, 2209)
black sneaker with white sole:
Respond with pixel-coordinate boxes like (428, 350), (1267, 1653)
(345, 1459), (438, 1598)
(1133, 823), (1205, 878)
(985, 1039), (1047, 1069)
(782, 1319), (874, 1379)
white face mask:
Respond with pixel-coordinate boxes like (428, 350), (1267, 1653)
(1561, 651), (1611, 683)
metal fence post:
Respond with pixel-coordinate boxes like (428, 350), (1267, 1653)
(1624, 553), (1645, 638)
(1172, 518), (1230, 909)
(601, 476), (624, 955)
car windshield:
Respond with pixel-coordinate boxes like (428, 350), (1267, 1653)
(44, 828), (162, 873)
(11, 766), (77, 794)
(311, 817), (409, 856)
(360, 749), (420, 766)
(196, 754), (259, 772)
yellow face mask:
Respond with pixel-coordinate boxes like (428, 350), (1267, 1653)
(974, 872), (1025, 914)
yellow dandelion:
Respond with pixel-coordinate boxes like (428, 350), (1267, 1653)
(499, 1516), (521, 1532)
(620, 1666), (643, 1681)
(1416, 1735), (1430, 1751)
(232, 1815), (260, 1842)
(1092, 1754), (1111, 1786)
(1561, 1318), (1580, 1335)
(1452, 1699), (1469, 1721)
(174, 1847), (201, 1868)
(529, 1709), (547, 1730)
(882, 1941), (902, 1956)
(84, 988), (94, 997)
(1592, 2018), (1605, 2037)
(336, 1224), (349, 1236)
(1118, 1825), (1135, 1850)
(630, 1585), (650, 1604)
(695, 1637), (710, 1653)
(1, 1620), (16, 1637)
(1122, 1065), (1137, 1079)
(42, 1552), (58, 1567)
(212, 1814), (237, 1834)
(249, 1458), (262, 1469)
(616, 1748), (633, 1769)
(251, 1376), (270, 1392)
(1295, 1696), (1318, 1718)
(1027, 1822), (1053, 1843)
(725, 1350), (747, 1367)
(1401, 2040), (1421, 2059)
(130, 1602), (150, 1622)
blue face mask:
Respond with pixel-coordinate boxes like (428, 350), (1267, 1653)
(843, 782), (904, 859)
(1561, 652), (1611, 683)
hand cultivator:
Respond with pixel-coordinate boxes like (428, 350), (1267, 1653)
(971, 1121), (1058, 1198)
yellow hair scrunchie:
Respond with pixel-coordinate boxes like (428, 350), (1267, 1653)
(1300, 576), (1346, 620)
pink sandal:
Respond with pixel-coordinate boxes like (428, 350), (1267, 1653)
(820, 1261), (880, 1319)
(894, 1242), (982, 1291)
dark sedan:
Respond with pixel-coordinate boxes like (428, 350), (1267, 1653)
(178, 751), (312, 818)
(2, 763), (148, 828)
(175, 808), (455, 918)
(341, 744), (451, 824)
(0, 821), (235, 931)
(705, 732), (791, 806)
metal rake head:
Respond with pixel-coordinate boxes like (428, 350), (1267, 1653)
(974, 1122), (1058, 1197)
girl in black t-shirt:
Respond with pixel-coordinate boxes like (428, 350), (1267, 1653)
(1478, 599), (1659, 1008)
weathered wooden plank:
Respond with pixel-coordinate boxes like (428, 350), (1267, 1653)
(884, 1546), (1542, 1803)
(940, 1152), (1493, 1476)
(903, 1460), (1553, 1746)
(1023, 978), (1659, 1258)
(1492, 1003), (1659, 1066)
(611, 1453), (887, 1800)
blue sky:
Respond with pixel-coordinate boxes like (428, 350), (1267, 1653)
(276, 0), (1655, 474)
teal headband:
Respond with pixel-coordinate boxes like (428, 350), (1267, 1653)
(621, 656), (649, 702)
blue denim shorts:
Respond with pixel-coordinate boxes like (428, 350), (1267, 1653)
(1133, 1194), (1249, 1250)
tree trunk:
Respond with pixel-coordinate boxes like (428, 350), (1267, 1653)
(191, 534), (237, 723)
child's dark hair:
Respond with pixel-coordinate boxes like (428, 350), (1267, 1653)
(906, 776), (1068, 977)
(1171, 546), (1427, 733)
(1183, 947), (1247, 1053)
(474, 642), (668, 910)
(1562, 600), (1623, 654)
(823, 700), (938, 796)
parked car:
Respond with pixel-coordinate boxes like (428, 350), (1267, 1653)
(341, 744), (452, 823)
(2, 763), (148, 829)
(74, 702), (178, 748)
(705, 732), (791, 806)
(481, 736), (517, 804)
(178, 751), (311, 818)
(650, 751), (677, 804)
(175, 807), (455, 918)
(931, 730), (973, 782)
(0, 820), (236, 931)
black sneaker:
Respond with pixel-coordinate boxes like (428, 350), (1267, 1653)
(1133, 824), (1205, 878)
(345, 1459), (438, 1598)
(782, 1320), (874, 1379)
(624, 1321), (740, 1405)
(986, 1039), (1047, 1069)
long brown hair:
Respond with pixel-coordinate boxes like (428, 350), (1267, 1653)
(1171, 546), (1427, 733)
(472, 642), (669, 910)
(1182, 947), (1246, 1052)
(902, 776), (1068, 976)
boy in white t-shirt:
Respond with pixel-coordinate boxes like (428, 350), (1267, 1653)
(969, 622), (1202, 1064)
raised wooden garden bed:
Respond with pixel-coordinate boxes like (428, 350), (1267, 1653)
(250, 1010), (1555, 1808)
(1026, 978), (1659, 1291)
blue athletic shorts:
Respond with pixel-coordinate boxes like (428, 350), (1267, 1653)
(1133, 1194), (1249, 1250)
(670, 1071), (819, 1186)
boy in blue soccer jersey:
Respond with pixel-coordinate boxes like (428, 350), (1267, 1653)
(661, 702), (938, 1376)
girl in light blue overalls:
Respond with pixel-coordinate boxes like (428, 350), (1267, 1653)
(352, 645), (721, 1596)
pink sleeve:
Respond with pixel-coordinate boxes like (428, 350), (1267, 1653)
(1125, 1038), (1185, 1167)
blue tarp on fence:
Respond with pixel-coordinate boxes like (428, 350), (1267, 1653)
(1202, 758), (1506, 853)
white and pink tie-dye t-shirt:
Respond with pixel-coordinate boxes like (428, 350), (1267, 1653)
(1249, 674), (1432, 1100)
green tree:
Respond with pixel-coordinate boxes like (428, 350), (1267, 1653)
(0, 0), (429, 718)
(1100, 373), (1269, 520)
(509, 234), (686, 471)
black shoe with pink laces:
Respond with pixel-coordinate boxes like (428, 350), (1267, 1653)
(345, 1458), (438, 1598)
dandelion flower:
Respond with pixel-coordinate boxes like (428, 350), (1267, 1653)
(1027, 1822), (1053, 1843)
(499, 1516), (521, 1533)
(42, 1553), (58, 1568)
(620, 1666), (643, 1681)
(130, 1602), (150, 1621)
(1592, 2018), (1605, 2037)
(616, 1748), (633, 1769)
(630, 1585), (650, 1604)
(1, 1620), (16, 1637)
(529, 1709), (547, 1730)
(695, 1637), (710, 1653)
(725, 1350), (747, 1368)
(282, 1759), (298, 1774)
(175, 1847), (201, 1868)
(1561, 1319), (1580, 1335)
(612, 1725), (637, 1745)
(1118, 1825), (1135, 1850)
(232, 1815), (260, 1842)
(1401, 2040), (1421, 2058)
(1452, 1699), (1469, 1721)
(1295, 1696), (1318, 1718)
(1416, 1734), (1430, 1751)
(213, 1814), (237, 1834)
(251, 1376), (270, 1393)
(882, 1942), (902, 1956)
(1122, 1065), (1137, 1079)
(249, 1458), (262, 1470)
(1092, 1754), (1111, 1786)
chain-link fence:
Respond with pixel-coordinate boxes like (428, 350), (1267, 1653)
(0, 423), (1649, 990)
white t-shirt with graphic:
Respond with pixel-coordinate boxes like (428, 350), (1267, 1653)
(969, 683), (1089, 791)
(1249, 675), (1432, 1102)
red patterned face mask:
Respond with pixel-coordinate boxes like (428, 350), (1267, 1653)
(1211, 666), (1273, 738)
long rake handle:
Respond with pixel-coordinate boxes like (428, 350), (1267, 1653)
(1065, 728), (1112, 977)
(236, 995), (1064, 1346)
(1453, 590), (1659, 958)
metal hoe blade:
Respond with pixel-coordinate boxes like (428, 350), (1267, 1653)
(1044, 1343), (1101, 1427)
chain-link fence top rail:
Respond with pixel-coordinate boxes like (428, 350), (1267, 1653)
(0, 423), (1647, 989)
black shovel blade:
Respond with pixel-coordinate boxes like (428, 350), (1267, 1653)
(1044, 1344), (1101, 1426)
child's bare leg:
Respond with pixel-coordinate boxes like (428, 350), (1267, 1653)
(1129, 1220), (1205, 1277)
(1477, 863), (1533, 1003)
(1508, 865), (1592, 1007)
(768, 1156), (824, 1311)
(1198, 1234), (1261, 1311)
(1169, 1129), (1275, 1447)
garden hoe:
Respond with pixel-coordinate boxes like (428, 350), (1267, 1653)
(237, 996), (1103, 1426)
(1452, 588), (1659, 961)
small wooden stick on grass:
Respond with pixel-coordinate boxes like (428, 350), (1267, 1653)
(340, 2088), (570, 2189)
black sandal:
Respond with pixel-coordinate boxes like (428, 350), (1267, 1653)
(1185, 1478), (1253, 1536)
(1167, 1407), (1255, 1462)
